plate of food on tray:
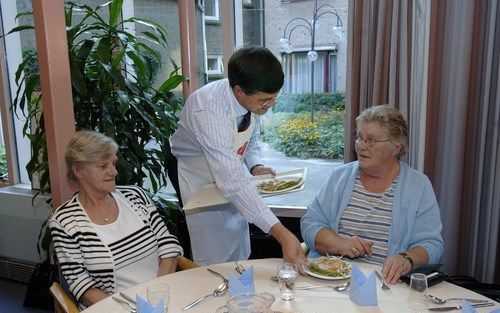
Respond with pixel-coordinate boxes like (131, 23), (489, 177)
(256, 177), (304, 194)
(303, 256), (352, 280)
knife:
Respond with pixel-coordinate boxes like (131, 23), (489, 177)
(112, 296), (137, 312)
(119, 292), (137, 305)
(428, 302), (494, 311)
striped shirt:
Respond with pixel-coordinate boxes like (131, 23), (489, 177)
(49, 186), (183, 309)
(338, 174), (397, 264)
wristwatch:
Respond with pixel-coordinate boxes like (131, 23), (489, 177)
(399, 252), (414, 270)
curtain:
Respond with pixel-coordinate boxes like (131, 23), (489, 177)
(344, 0), (412, 161)
(283, 51), (328, 93)
(424, 0), (499, 283)
(346, 0), (500, 282)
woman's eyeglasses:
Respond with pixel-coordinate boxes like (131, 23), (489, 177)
(355, 136), (391, 147)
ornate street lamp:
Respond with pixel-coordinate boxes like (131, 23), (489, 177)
(280, 0), (345, 122)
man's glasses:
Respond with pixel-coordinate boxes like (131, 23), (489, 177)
(253, 94), (278, 108)
(354, 136), (391, 147)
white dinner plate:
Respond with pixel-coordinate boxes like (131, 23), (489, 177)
(304, 267), (351, 280)
(257, 178), (305, 194)
(303, 257), (351, 280)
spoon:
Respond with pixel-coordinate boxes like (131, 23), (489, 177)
(428, 294), (490, 305)
(207, 268), (229, 284)
(297, 281), (350, 291)
(181, 282), (228, 310)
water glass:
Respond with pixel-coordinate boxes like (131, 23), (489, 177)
(147, 283), (169, 313)
(407, 273), (429, 312)
(276, 262), (298, 301)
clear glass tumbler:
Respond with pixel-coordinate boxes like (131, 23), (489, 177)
(147, 283), (169, 313)
(276, 262), (298, 301)
(407, 273), (429, 312)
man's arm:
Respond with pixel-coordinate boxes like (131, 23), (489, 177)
(269, 223), (307, 273)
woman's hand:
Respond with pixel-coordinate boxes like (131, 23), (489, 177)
(315, 229), (373, 258)
(381, 254), (412, 284)
(337, 236), (373, 258)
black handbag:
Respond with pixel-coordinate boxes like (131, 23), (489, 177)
(22, 257), (56, 309)
(447, 275), (500, 302)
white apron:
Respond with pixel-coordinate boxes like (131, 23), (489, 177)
(177, 113), (256, 265)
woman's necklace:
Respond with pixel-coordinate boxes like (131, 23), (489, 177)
(80, 194), (113, 224)
(103, 196), (110, 222)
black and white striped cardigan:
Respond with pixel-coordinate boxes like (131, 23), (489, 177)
(49, 186), (183, 308)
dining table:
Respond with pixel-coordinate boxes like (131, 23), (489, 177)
(81, 258), (499, 313)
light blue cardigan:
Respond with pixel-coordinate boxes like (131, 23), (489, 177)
(301, 161), (444, 264)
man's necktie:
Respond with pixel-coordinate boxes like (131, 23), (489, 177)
(238, 111), (251, 132)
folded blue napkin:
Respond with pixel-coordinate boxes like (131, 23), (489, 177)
(228, 265), (255, 297)
(136, 295), (165, 313)
(349, 263), (378, 306)
(461, 299), (500, 313)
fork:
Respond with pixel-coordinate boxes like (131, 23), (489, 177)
(375, 270), (391, 290)
(235, 261), (245, 274)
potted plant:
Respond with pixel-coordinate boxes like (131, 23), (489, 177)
(6, 0), (188, 252)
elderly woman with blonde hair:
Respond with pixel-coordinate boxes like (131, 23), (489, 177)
(49, 131), (183, 309)
(301, 105), (443, 284)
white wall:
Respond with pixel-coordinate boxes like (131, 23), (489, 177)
(0, 186), (51, 263)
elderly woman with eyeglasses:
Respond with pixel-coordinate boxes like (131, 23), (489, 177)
(301, 105), (444, 284)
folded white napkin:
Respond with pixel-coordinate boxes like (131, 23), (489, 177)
(228, 265), (255, 297)
(349, 263), (378, 306)
(136, 295), (165, 313)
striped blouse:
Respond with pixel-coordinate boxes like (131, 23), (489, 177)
(49, 186), (183, 308)
(338, 175), (397, 264)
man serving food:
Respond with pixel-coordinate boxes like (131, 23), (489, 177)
(170, 46), (306, 269)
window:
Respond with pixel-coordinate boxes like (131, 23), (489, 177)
(281, 49), (338, 93)
(206, 56), (223, 75)
(203, 0), (220, 22)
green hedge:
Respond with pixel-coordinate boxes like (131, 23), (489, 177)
(262, 109), (344, 159)
(274, 92), (345, 113)
(0, 144), (6, 175)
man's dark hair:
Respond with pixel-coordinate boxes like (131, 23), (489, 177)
(228, 45), (284, 95)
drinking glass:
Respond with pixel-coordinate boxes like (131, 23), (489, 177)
(147, 283), (169, 313)
(407, 273), (429, 312)
(276, 262), (298, 301)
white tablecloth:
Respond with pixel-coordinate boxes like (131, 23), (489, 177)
(81, 258), (499, 313)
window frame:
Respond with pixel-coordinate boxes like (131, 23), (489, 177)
(206, 55), (223, 75)
(203, 0), (220, 22)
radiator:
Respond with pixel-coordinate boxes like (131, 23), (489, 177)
(0, 256), (36, 283)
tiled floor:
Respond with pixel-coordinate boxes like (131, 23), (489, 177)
(0, 279), (54, 313)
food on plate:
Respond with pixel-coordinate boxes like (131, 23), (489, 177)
(257, 178), (301, 192)
(307, 256), (351, 277)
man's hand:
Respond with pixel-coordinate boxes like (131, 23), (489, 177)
(269, 223), (307, 274)
(251, 165), (276, 176)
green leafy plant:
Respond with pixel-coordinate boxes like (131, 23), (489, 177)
(274, 92), (345, 113)
(0, 144), (7, 175)
(5, 0), (187, 250)
(262, 109), (344, 159)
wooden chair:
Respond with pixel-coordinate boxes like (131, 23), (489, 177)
(49, 282), (80, 313)
(177, 256), (199, 270)
(48, 257), (196, 313)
